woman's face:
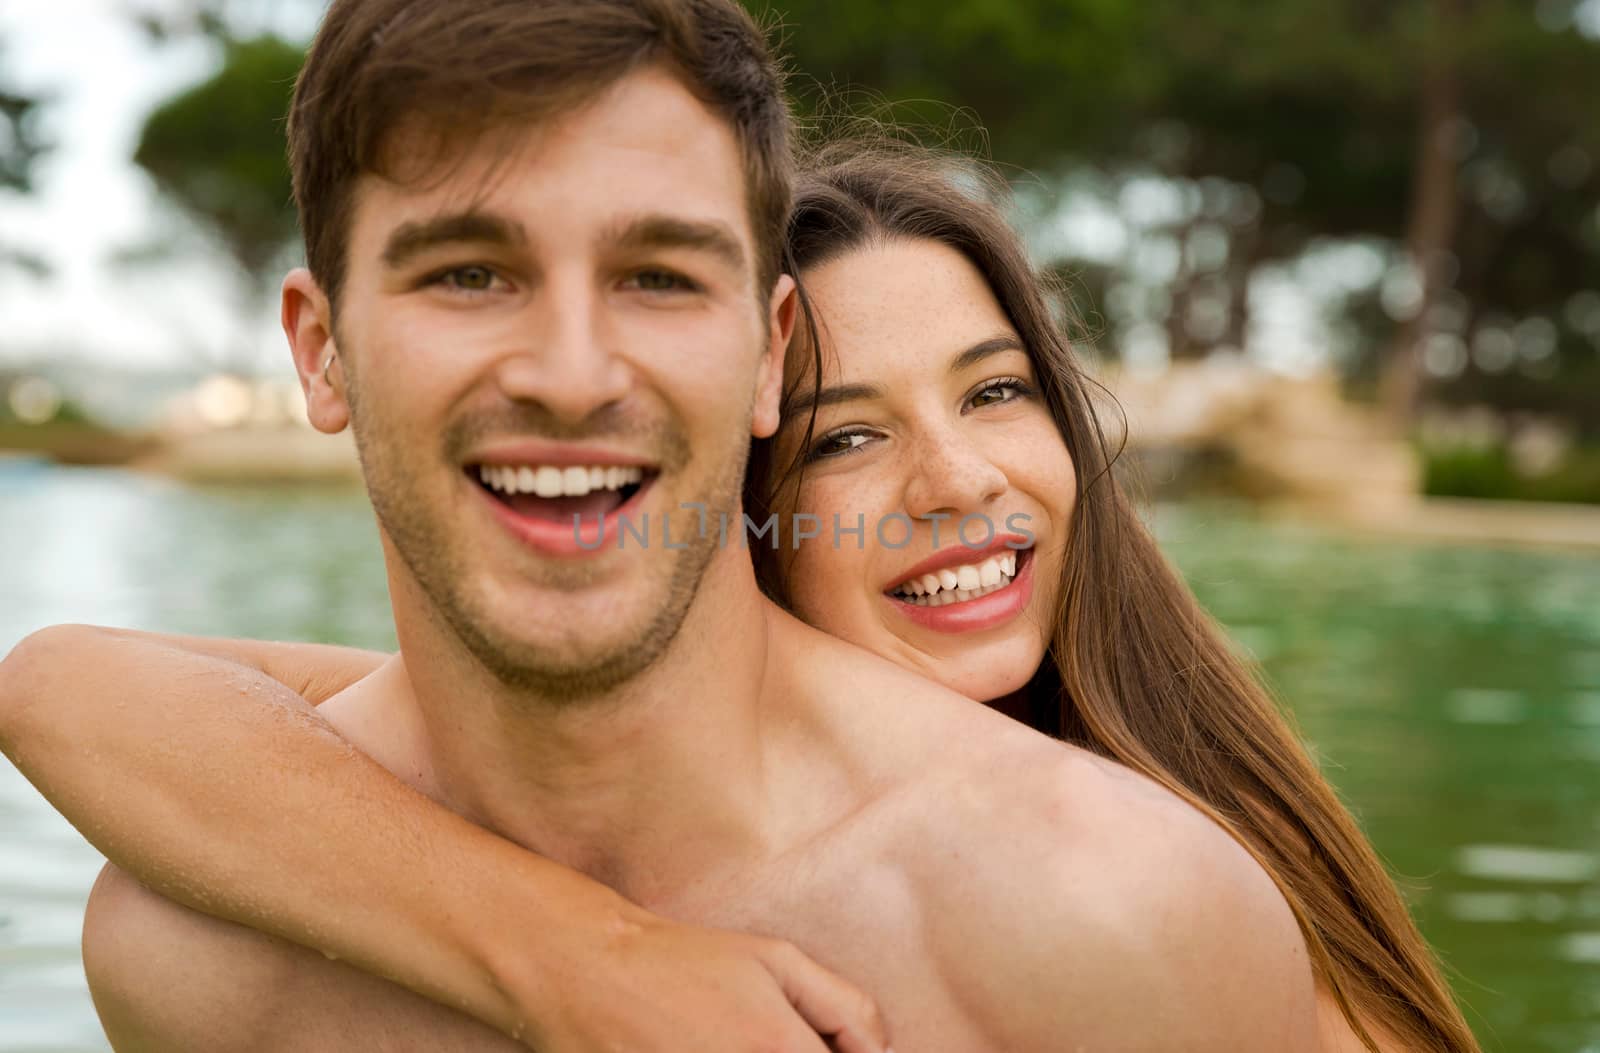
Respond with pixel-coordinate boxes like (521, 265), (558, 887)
(773, 237), (1076, 702)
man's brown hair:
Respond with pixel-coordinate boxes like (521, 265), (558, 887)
(286, 0), (793, 314)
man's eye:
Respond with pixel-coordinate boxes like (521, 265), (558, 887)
(431, 266), (501, 294)
(627, 269), (696, 293)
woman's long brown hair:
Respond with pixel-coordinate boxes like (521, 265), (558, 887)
(744, 136), (1482, 1053)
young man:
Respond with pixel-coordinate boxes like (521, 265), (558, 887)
(30, 1), (1319, 1049)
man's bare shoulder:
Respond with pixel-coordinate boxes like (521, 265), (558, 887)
(892, 744), (1321, 1051)
(781, 615), (1024, 747)
(82, 864), (517, 1052)
(763, 616), (1320, 1049)
(84, 865), (289, 1051)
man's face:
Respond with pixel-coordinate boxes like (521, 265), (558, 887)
(313, 66), (786, 697)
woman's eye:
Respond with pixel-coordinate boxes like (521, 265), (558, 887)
(809, 429), (875, 461)
(968, 377), (1032, 409)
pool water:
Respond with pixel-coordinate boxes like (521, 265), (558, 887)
(1, 466), (1596, 1051)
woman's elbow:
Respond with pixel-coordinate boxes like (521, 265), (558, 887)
(0, 623), (105, 752)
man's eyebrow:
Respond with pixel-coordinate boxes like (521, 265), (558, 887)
(607, 214), (746, 272)
(949, 334), (1027, 374)
(380, 211), (528, 270)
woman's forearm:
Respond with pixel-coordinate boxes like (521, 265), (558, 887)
(0, 624), (892, 1053)
(113, 629), (391, 704)
(0, 623), (587, 1038)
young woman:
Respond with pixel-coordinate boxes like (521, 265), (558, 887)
(0, 139), (1480, 1053)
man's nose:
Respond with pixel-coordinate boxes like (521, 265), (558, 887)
(902, 428), (1008, 522)
(490, 280), (632, 423)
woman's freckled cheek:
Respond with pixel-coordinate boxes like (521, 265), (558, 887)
(785, 472), (894, 636)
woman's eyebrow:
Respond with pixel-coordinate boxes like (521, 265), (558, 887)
(786, 334), (1026, 417)
(949, 334), (1026, 374)
(785, 382), (884, 417)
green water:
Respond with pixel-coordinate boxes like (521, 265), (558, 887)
(0, 465), (1595, 1051)
(1155, 504), (1600, 1052)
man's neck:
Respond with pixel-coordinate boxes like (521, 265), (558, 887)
(386, 546), (791, 901)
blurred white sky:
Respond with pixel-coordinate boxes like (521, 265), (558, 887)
(0, 0), (318, 374)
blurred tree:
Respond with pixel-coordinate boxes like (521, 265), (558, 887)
(131, 34), (302, 374)
(761, 0), (1600, 432)
(759, 0), (1156, 164)
(1218, 0), (1600, 428)
(0, 38), (52, 279)
(1425, 2), (1600, 436)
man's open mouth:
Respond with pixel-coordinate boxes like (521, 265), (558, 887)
(468, 463), (655, 523)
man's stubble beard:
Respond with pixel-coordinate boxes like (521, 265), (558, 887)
(343, 369), (755, 705)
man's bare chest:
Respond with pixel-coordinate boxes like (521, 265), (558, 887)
(653, 830), (1000, 1052)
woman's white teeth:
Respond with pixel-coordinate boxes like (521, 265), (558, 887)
(894, 553), (1021, 606)
(479, 464), (644, 496)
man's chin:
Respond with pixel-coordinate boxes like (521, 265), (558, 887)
(470, 633), (667, 700)
(460, 586), (690, 700)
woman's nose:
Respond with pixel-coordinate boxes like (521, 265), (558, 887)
(902, 430), (1008, 522)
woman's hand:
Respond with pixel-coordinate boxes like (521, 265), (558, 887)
(505, 899), (890, 1053)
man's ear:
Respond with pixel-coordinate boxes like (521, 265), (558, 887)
(752, 273), (797, 439)
(282, 268), (350, 434)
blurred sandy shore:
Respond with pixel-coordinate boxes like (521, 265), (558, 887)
(1288, 495), (1600, 552)
(130, 425), (361, 485)
(4, 361), (1594, 550)
(90, 423), (1600, 553)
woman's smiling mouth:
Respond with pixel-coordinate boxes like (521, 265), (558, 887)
(888, 548), (1024, 606)
(882, 539), (1036, 633)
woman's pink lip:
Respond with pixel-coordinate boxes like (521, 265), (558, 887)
(885, 547), (1035, 634)
(475, 474), (656, 557)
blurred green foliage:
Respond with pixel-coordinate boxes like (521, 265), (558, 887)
(1423, 442), (1600, 503)
(0, 42), (48, 194)
(132, 35), (302, 308)
(0, 36), (52, 279)
(0, 404), (92, 429)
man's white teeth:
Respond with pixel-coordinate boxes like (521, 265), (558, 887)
(479, 464), (644, 497)
(894, 552), (1020, 606)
